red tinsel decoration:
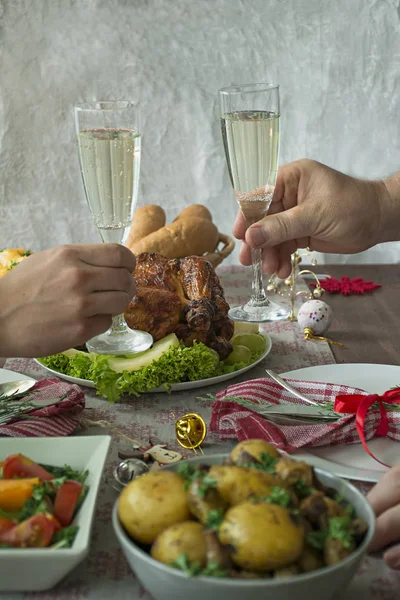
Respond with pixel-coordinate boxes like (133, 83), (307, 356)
(310, 276), (381, 296)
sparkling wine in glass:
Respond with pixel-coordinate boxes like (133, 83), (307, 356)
(219, 83), (289, 322)
(74, 101), (153, 354)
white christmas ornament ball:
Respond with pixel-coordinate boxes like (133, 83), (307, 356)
(297, 300), (333, 335)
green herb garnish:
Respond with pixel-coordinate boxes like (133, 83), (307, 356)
(202, 561), (229, 577)
(328, 516), (354, 549)
(171, 554), (229, 578)
(171, 554), (202, 576)
(40, 464), (88, 485)
(51, 525), (79, 549)
(293, 479), (314, 498)
(198, 476), (217, 498)
(237, 451), (278, 474)
(306, 530), (328, 551)
(205, 509), (225, 531)
(7, 259), (19, 271)
(264, 486), (291, 507)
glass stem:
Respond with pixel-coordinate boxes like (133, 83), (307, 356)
(110, 313), (129, 334)
(250, 248), (269, 306)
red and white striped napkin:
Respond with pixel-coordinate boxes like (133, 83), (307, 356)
(209, 377), (400, 451)
(0, 378), (85, 437)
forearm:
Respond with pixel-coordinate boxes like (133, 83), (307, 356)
(378, 173), (400, 243)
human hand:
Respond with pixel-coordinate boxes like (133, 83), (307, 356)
(367, 465), (400, 569)
(233, 159), (389, 278)
(0, 244), (136, 357)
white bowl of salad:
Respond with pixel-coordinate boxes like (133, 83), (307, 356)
(0, 435), (110, 591)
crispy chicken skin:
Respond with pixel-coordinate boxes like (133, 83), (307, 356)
(125, 253), (234, 359)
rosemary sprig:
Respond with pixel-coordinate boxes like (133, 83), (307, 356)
(0, 390), (67, 425)
(198, 392), (274, 410)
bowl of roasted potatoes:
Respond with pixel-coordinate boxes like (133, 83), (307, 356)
(113, 439), (375, 600)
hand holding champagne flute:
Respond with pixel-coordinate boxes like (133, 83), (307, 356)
(74, 101), (153, 354)
(219, 83), (289, 322)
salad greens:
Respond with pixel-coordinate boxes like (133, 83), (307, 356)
(39, 338), (265, 403)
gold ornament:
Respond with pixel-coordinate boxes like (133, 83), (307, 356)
(175, 413), (207, 454)
(303, 327), (347, 348)
(270, 250), (323, 321)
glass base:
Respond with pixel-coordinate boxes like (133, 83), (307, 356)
(228, 298), (290, 323)
(86, 327), (153, 355)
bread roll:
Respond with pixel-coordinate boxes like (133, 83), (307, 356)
(126, 205), (166, 248)
(174, 204), (212, 222)
(130, 217), (219, 259)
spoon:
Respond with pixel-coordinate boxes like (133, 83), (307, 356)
(0, 379), (36, 398)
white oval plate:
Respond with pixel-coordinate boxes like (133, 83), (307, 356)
(281, 363), (400, 483)
(35, 334), (272, 393)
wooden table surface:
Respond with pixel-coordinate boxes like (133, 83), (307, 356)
(313, 264), (400, 366)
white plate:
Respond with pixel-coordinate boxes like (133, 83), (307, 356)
(35, 334), (272, 393)
(0, 435), (111, 592)
(0, 367), (35, 385)
(281, 363), (400, 483)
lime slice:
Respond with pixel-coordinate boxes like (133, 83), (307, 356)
(232, 333), (266, 354)
(233, 321), (260, 335)
(225, 344), (252, 365)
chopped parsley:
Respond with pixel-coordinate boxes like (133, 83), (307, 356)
(171, 554), (229, 578)
(328, 516), (354, 549)
(205, 509), (225, 531)
(177, 464), (216, 497)
(237, 451), (278, 474)
(306, 530), (327, 551)
(198, 476), (217, 498)
(7, 260), (19, 271)
(171, 553), (202, 576)
(265, 486), (292, 507)
(306, 516), (354, 551)
(293, 479), (314, 498)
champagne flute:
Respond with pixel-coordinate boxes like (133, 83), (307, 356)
(74, 100), (153, 355)
(219, 83), (290, 322)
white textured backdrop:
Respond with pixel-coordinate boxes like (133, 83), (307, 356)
(1, 0), (400, 265)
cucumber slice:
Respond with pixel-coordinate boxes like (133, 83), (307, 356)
(108, 333), (180, 373)
(232, 333), (266, 354)
(61, 348), (88, 358)
(233, 321), (260, 335)
(224, 344), (252, 365)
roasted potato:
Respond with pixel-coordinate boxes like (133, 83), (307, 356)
(208, 465), (290, 506)
(118, 471), (190, 544)
(219, 502), (304, 572)
(275, 457), (313, 487)
(230, 439), (279, 465)
(117, 439), (368, 580)
(151, 521), (208, 567)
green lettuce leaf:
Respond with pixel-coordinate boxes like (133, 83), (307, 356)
(39, 338), (263, 403)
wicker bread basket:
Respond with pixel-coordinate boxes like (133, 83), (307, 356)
(202, 232), (235, 268)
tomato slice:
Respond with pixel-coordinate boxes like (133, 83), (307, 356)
(0, 514), (55, 548)
(0, 516), (15, 535)
(3, 454), (53, 481)
(54, 480), (83, 527)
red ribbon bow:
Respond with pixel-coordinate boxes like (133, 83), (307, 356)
(334, 388), (400, 466)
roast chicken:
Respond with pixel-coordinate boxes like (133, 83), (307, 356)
(125, 253), (234, 359)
